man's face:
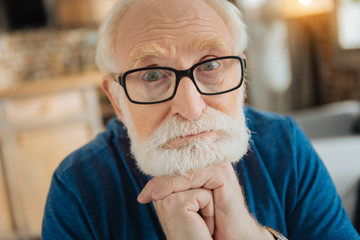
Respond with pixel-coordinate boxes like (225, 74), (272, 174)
(108, 0), (250, 176)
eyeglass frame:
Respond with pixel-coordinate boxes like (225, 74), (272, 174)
(115, 55), (247, 105)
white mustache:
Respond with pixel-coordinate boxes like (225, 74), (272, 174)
(147, 107), (240, 147)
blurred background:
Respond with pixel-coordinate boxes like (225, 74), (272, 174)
(0, 0), (359, 239)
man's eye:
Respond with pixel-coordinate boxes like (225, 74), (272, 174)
(143, 71), (163, 82)
(199, 61), (220, 71)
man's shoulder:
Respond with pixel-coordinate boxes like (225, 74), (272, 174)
(244, 106), (296, 137)
(54, 117), (129, 179)
(243, 106), (309, 165)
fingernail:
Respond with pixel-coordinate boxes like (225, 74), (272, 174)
(137, 194), (145, 203)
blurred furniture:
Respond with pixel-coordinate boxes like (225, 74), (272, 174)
(56, 0), (116, 27)
(292, 101), (360, 224)
(0, 72), (103, 239)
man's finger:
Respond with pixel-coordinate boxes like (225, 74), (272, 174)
(138, 162), (235, 203)
(198, 190), (215, 236)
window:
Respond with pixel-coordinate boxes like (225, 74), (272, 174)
(337, 0), (360, 49)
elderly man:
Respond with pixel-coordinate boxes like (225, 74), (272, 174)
(42, 0), (359, 239)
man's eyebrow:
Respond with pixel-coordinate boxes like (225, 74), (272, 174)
(128, 42), (168, 69)
(192, 38), (227, 53)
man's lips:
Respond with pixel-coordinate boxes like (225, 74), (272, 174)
(162, 131), (219, 149)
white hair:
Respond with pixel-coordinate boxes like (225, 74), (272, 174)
(95, 0), (248, 75)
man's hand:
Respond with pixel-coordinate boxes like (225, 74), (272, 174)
(138, 162), (273, 240)
(153, 189), (214, 240)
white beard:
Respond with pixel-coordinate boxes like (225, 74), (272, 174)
(119, 93), (250, 177)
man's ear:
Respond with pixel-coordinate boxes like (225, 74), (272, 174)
(101, 75), (125, 122)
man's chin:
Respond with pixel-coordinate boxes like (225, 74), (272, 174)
(131, 133), (250, 177)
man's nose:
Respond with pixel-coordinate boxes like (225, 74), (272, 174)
(170, 77), (206, 120)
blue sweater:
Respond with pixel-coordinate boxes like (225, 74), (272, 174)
(42, 107), (360, 239)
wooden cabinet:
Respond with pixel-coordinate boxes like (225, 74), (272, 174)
(0, 76), (103, 239)
(0, 145), (13, 239)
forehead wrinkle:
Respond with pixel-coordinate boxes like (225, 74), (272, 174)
(129, 12), (224, 40)
(140, 16), (216, 30)
(128, 28), (225, 52)
(135, 20), (222, 38)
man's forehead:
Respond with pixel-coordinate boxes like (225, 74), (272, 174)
(115, 0), (232, 71)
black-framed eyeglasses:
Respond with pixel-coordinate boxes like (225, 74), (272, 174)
(116, 56), (246, 104)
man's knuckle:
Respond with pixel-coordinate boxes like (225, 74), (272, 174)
(162, 193), (180, 208)
(219, 162), (234, 175)
(165, 177), (175, 190)
(182, 173), (194, 187)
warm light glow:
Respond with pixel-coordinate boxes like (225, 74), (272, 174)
(282, 0), (335, 18)
(299, 0), (312, 6)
